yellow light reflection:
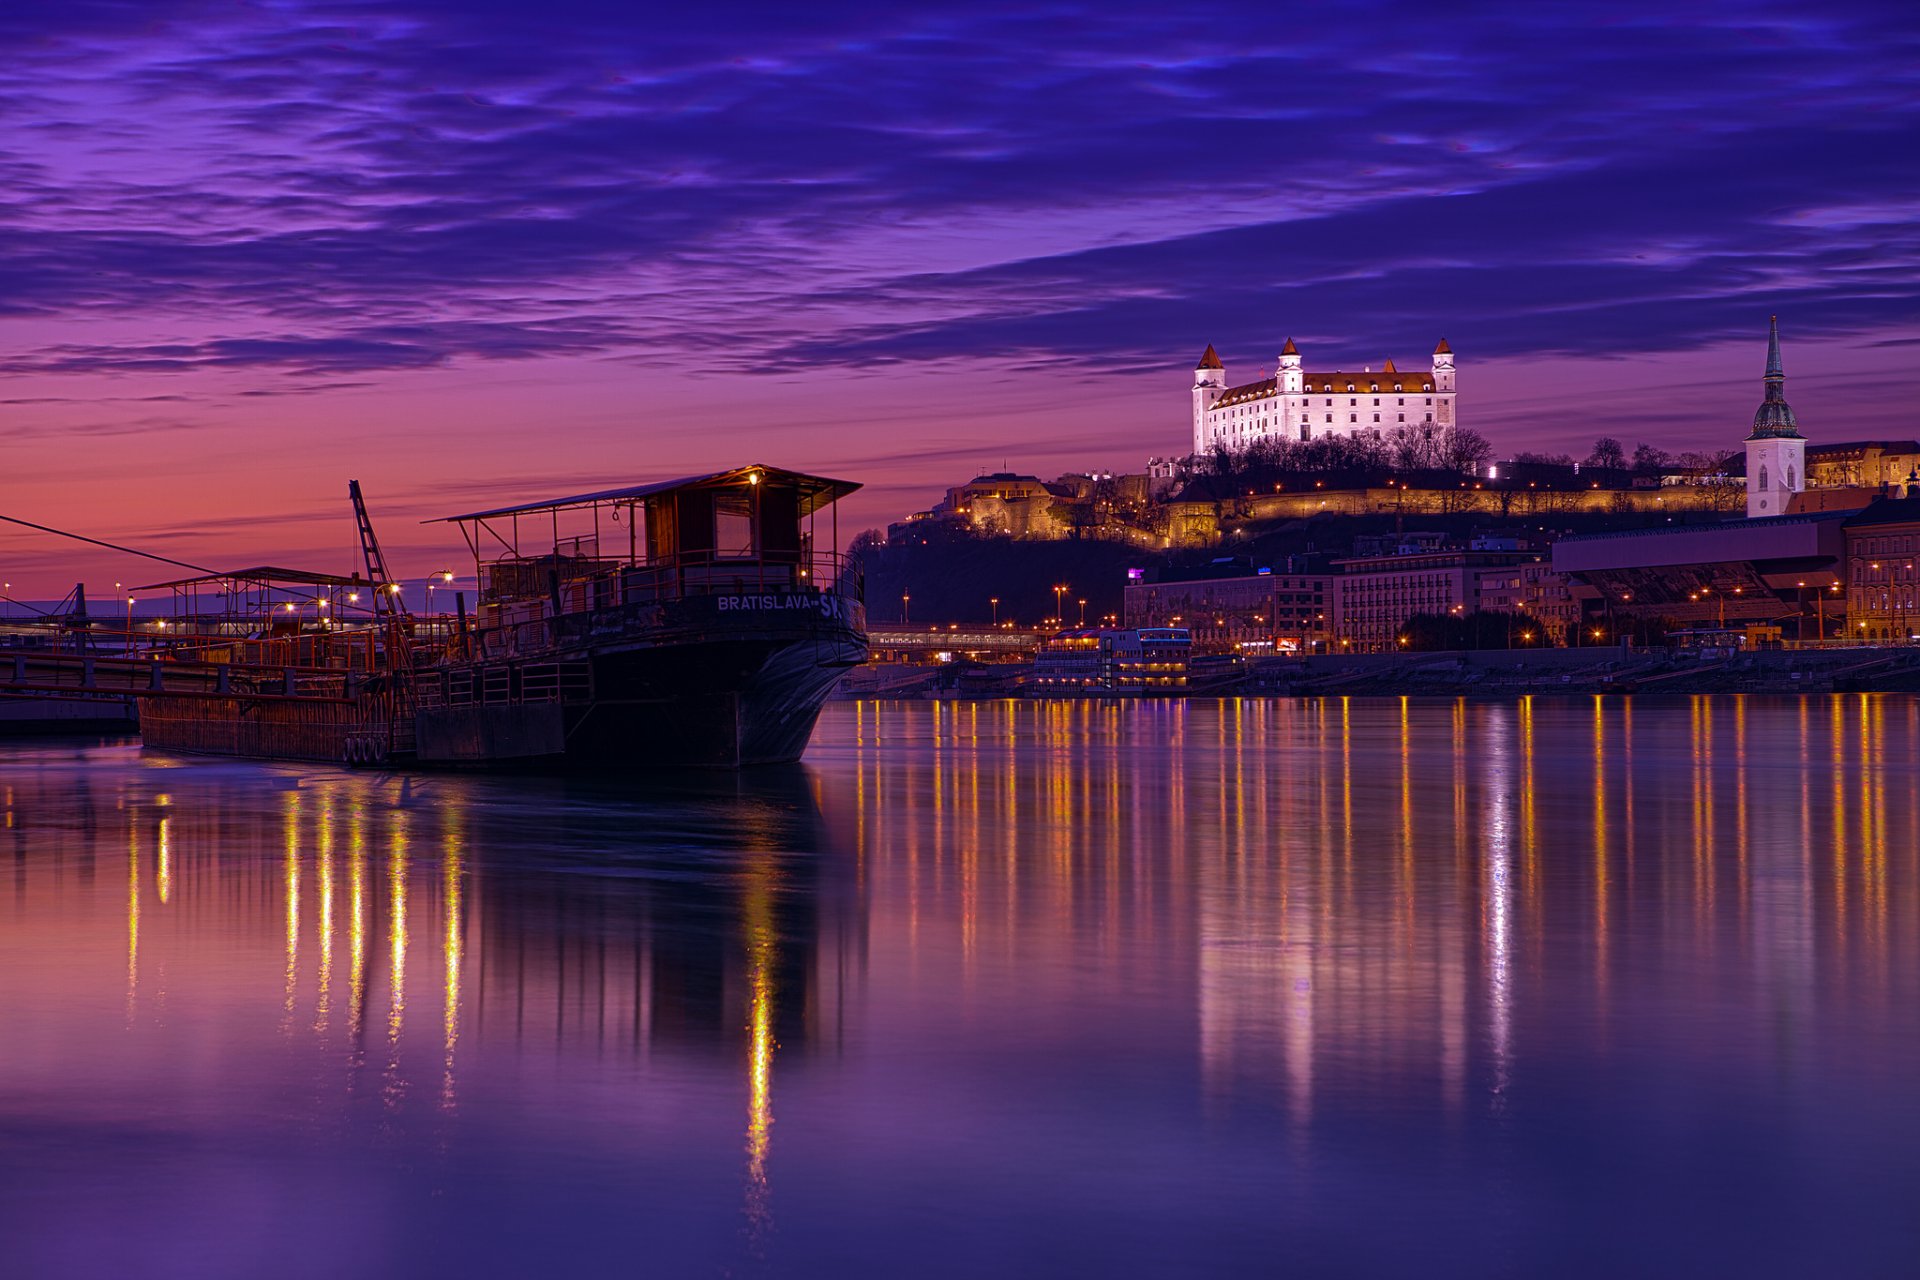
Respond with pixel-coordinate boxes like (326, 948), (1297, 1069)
(284, 793), (301, 1024)
(385, 816), (410, 1107)
(743, 856), (778, 1240)
(442, 833), (464, 1111)
(315, 799), (335, 1034)
(126, 821), (140, 1018)
(156, 815), (172, 906)
(349, 808), (368, 1044)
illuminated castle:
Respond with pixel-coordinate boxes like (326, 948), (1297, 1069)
(1190, 338), (1458, 456)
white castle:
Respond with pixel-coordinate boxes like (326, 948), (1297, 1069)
(1190, 338), (1458, 456)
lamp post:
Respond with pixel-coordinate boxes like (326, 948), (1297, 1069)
(426, 570), (455, 614)
(901, 592), (910, 625)
(1078, 598), (1087, 628)
(990, 597), (999, 627)
(1796, 581), (1807, 645)
(1054, 584), (1069, 625)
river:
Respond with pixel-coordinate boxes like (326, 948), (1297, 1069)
(1, 697), (1914, 1276)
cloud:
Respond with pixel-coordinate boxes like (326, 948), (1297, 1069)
(0, 0), (1912, 390)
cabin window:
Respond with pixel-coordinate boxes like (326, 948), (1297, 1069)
(714, 503), (755, 559)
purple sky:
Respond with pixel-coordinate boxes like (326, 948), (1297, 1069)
(2, 0), (1917, 589)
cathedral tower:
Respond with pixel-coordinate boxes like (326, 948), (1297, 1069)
(1745, 317), (1804, 519)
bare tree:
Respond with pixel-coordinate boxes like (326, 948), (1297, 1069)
(1439, 426), (1494, 476)
(1631, 442), (1672, 474)
(1587, 437), (1628, 471)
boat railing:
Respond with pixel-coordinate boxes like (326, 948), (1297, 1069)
(479, 550), (860, 609)
(414, 659), (593, 708)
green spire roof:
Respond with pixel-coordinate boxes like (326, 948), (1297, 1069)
(1747, 316), (1802, 440)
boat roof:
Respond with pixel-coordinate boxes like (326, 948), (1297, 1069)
(428, 465), (861, 523)
(135, 565), (366, 591)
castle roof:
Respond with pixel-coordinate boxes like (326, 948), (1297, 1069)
(1280, 337), (1299, 356)
(1210, 370), (1439, 408)
(1382, 357), (1398, 373)
(1195, 344), (1223, 370)
(1434, 338), (1452, 355)
(1747, 316), (1802, 441)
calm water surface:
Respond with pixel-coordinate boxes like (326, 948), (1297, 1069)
(2, 697), (1916, 1277)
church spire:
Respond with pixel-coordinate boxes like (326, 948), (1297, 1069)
(1748, 315), (1801, 440)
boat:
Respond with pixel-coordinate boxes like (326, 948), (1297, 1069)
(131, 466), (868, 769)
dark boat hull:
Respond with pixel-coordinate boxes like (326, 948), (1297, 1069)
(138, 594), (866, 770)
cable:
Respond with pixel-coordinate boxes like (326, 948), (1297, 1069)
(0, 512), (218, 577)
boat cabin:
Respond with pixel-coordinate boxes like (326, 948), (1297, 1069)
(433, 465), (861, 624)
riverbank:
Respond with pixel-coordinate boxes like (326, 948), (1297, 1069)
(840, 644), (1920, 699)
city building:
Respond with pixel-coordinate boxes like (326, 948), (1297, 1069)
(1843, 493), (1920, 643)
(1331, 548), (1531, 651)
(1191, 338), (1457, 456)
(1807, 441), (1920, 490)
(1123, 563), (1333, 654)
(1746, 317), (1806, 519)
(1476, 562), (1580, 641)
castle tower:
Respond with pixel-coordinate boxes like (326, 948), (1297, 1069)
(1193, 345), (1226, 454)
(1745, 316), (1805, 519)
(1431, 339), (1455, 393)
(1277, 337), (1303, 395)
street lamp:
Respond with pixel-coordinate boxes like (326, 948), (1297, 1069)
(427, 569), (455, 613)
(901, 592), (910, 625)
(1078, 598), (1087, 628)
(990, 597), (999, 627)
(1054, 583), (1069, 624)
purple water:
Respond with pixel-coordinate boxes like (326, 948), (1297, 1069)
(1, 697), (1915, 1277)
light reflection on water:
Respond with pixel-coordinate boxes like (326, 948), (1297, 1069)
(1, 696), (1917, 1277)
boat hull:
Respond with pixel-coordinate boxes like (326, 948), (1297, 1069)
(138, 594), (866, 770)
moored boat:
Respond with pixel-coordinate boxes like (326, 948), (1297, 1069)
(133, 466), (867, 769)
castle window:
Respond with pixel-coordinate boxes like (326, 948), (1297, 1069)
(1325, 398), (1332, 406)
(1425, 398), (1433, 405)
(1373, 398), (1380, 406)
(1370, 385), (1378, 393)
(1325, 414), (1332, 423)
(1373, 414), (1380, 423)
(1349, 398), (1356, 406)
(1346, 384), (1355, 392)
(1423, 384), (1433, 391)
(1425, 413), (1433, 422)
(1394, 384), (1403, 392)
(1759, 465), (1769, 490)
(1398, 413), (1405, 422)
(1398, 398), (1405, 405)
(1349, 414), (1357, 423)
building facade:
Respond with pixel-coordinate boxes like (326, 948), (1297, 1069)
(1191, 338), (1457, 457)
(1124, 569), (1333, 654)
(1331, 549), (1528, 651)
(1843, 496), (1920, 643)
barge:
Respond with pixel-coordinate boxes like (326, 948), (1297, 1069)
(132, 466), (867, 769)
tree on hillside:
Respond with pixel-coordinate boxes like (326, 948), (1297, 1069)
(1439, 427), (1495, 476)
(1587, 437), (1628, 471)
(1631, 443), (1672, 474)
